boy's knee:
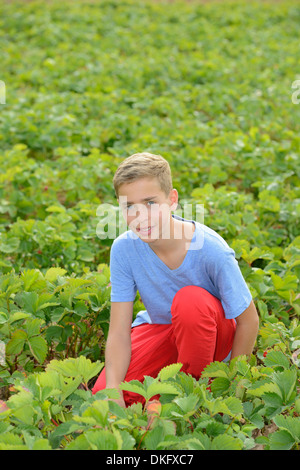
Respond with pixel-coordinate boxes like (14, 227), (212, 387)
(172, 285), (215, 309)
(171, 285), (218, 325)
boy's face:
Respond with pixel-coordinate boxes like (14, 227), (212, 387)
(117, 177), (178, 242)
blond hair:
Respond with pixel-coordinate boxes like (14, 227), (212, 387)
(113, 152), (173, 199)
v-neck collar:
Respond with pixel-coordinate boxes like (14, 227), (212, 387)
(140, 214), (197, 274)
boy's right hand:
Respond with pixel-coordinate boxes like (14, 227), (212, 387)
(106, 387), (126, 408)
(109, 394), (126, 408)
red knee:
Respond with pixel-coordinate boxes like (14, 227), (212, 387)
(171, 285), (219, 326)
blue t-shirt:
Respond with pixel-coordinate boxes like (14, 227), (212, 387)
(109, 214), (252, 328)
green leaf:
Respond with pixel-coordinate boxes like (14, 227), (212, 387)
(20, 269), (45, 292)
(263, 350), (290, 369)
(45, 325), (64, 342)
(201, 361), (230, 378)
(50, 420), (86, 446)
(263, 392), (284, 410)
(273, 414), (300, 441)
(36, 292), (60, 311)
(211, 434), (244, 450)
(205, 421), (227, 437)
(241, 246), (273, 265)
(205, 397), (244, 417)
(84, 429), (119, 450)
(46, 205), (66, 213)
(82, 400), (109, 427)
(7, 390), (37, 425)
(0, 311), (8, 324)
(65, 434), (90, 450)
(145, 382), (181, 401)
(108, 400), (128, 419)
(222, 396), (244, 417)
(272, 369), (297, 403)
(31, 439), (52, 450)
(173, 394), (199, 415)
(21, 291), (39, 314)
(0, 432), (25, 447)
(242, 401), (265, 429)
(60, 376), (83, 403)
(28, 336), (47, 364)
(46, 356), (104, 385)
(269, 273), (298, 301)
(144, 424), (166, 450)
(0, 236), (20, 253)
(6, 329), (27, 355)
(157, 363), (183, 381)
(204, 395), (243, 418)
(258, 190), (280, 212)
(187, 432), (211, 450)
(8, 311), (31, 324)
(119, 380), (147, 400)
(211, 377), (230, 396)
(269, 430), (295, 450)
(158, 435), (206, 451)
(45, 267), (67, 282)
(234, 357), (251, 377)
(26, 318), (44, 338)
(118, 430), (136, 450)
(246, 379), (278, 397)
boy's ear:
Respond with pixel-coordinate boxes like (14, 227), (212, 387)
(169, 188), (178, 211)
(170, 201), (178, 211)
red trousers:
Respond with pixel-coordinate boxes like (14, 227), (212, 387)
(91, 286), (236, 406)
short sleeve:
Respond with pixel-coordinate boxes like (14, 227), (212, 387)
(109, 240), (137, 302)
(215, 251), (252, 319)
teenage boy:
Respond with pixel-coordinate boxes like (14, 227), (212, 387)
(92, 152), (259, 407)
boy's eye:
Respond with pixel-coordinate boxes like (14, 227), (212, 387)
(127, 201), (155, 210)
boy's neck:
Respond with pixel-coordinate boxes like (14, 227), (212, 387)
(148, 216), (195, 256)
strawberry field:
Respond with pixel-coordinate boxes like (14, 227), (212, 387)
(0, 0), (299, 451)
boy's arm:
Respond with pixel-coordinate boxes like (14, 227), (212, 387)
(230, 300), (259, 360)
(105, 301), (133, 405)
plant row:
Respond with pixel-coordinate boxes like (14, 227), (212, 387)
(0, 351), (299, 450)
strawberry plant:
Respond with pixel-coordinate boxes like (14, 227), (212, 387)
(0, 267), (111, 386)
(0, 355), (299, 450)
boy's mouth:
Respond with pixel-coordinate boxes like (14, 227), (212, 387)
(136, 226), (154, 235)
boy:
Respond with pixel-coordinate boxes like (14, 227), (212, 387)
(92, 152), (259, 407)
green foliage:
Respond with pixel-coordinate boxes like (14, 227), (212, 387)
(0, 0), (299, 451)
(0, 355), (299, 450)
(0, 267), (111, 378)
